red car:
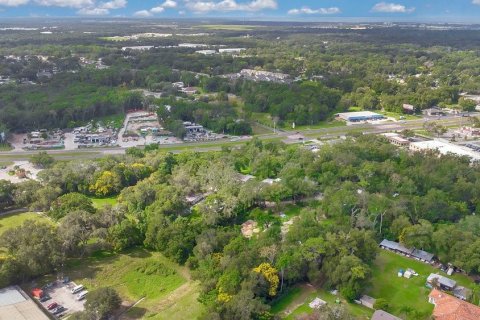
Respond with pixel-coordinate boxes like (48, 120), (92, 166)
(47, 302), (58, 310)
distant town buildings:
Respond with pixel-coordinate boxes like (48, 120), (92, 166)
(218, 48), (246, 54)
(221, 69), (291, 83)
(196, 50), (217, 55)
(121, 46), (154, 51)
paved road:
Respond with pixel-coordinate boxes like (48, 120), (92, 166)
(0, 116), (471, 160)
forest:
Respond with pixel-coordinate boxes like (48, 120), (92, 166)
(2, 135), (480, 319)
(1, 23), (480, 133)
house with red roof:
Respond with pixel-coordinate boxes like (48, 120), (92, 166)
(429, 289), (480, 320)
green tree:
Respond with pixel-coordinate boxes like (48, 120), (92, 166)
(50, 192), (95, 220)
(84, 287), (121, 320)
(30, 151), (55, 168)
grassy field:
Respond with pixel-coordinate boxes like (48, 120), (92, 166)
(65, 248), (204, 319)
(0, 212), (51, 235)
(272, 285), (373, 320)
(90, 196), (118, 209)
(378, 111), (420, 120)
(367, 250), (476, 318)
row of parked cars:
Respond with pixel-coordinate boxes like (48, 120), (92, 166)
(465, 143), (480, 151)
(71, 284), (88, 301)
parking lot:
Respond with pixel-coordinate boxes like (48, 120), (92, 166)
(39, 281), (86, 318)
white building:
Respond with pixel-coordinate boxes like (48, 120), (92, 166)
(196, 50), (217, 55)
(219, 48), (246, 54)
(121, 46), (154, 51)
(410, 140), (480, 161)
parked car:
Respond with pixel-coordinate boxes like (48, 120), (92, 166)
(39, 295), (51, 302)
(71, 284), (84, 294)
(52, 306), (65, 314)
(76, 291), (88, 301)
(47, 302), (58, 310)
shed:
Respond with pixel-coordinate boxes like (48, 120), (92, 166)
(453, 286), (472, 301)
(371, 310), (402, 320)
(309, 297), (327, 309)
(360, 295), (376, 309)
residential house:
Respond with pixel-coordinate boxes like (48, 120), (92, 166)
(379, 239), (435, 264)
(429, 289), (480, 320)
(427, 273), (457, 291)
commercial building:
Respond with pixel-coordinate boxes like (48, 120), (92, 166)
(219, 48), (246, 54)
(382, 133), (410, 147)
(409, 140), (480, 162)
(196, 50), (217, 55)
(0, 286), (49, 320)
(336, 111), (385, 122)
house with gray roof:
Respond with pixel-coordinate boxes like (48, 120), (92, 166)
(371, 310), (402, 320)
(427, 273), (457, 291)
(379, 239), (434, 263)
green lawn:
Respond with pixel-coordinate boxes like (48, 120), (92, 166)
(65, 248), (204, 319)
(90, 196), (118, 208)
(378, 111), (420, 120)
(284, 120), (346, 131)
(0, 212), (51, 235)
(274, 286), (373, 320)
(367, 250), (476, 319)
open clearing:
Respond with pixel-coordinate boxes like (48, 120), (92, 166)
(90, 196), (118, 208)
(272, 284), (372, 319)
(65, 248), (204, 319)
(367, 250), (476, 318)
(0, 211), (51, 235)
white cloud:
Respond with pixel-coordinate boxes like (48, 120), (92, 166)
(288, 7), (341, 15)
(185, 0), (277, 13)
(473, 0), (480, 5)
(372, 2), (415, 13)
(98, 0), (126, 9)
(150, 6), (164, 13)
(77, 6), (108, 14)
(33, 0), (95, 8)
(0, 0), (29, 6)
(133, 9), (152, 17)
(162, 0), (176, 8)
(137, 0), (177, 16)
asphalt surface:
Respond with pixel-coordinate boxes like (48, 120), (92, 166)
(0, 115), (472, 160)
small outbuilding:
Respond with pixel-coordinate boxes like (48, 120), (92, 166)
(309, 297), (327, 309)
(359, 295), (376, 309)
(371, 310), (402, 320)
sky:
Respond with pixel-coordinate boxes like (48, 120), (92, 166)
(0, 0), (479, 22)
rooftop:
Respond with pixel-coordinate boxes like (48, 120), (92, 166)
(429, 289), (480, 320)
(371, 310), (402, 320)
(410, 140), (480, 161)
(427, 273), (457, 288)
(0, 286), (49, 320)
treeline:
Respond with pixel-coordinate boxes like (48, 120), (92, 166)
(157, 97), (252, 137)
